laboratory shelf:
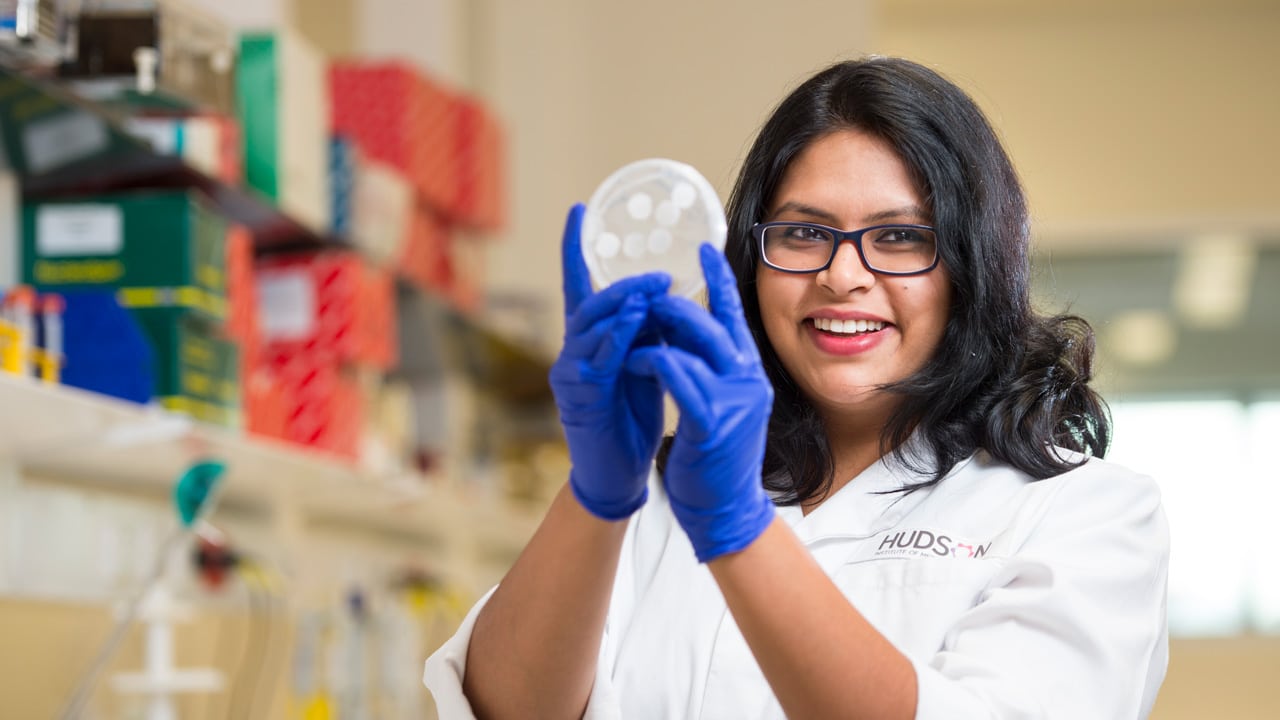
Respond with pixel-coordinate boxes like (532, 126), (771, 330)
(0, 59), (553, 564)
(0, 64), (339, 252)
(0, 373), (540, 553)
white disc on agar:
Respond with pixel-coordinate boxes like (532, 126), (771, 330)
(582, 158), (727, 297)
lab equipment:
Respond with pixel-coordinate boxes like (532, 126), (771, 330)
(582, 158), (727, 298)
(60, 459), (228, 720)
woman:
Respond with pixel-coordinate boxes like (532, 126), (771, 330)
(425, 56), (1169, 719)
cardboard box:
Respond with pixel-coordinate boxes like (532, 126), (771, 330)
(22, 190), (229, 322)
(398, 201), (454, 300)
(238, 29), (331, 233)
(255, 250), (395, 368)
(124, 114), (243, 185)
(256, 250), (361, 365)
(130, 307), (240, 428)
(455, 95), (506, 231)
(250, 352), (362, 459)
(329, 136), (413, 267)
(329, 61), (460, 218)
(357, 264), (398, 370)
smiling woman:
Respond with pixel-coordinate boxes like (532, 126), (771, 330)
(750, 129), (953, 469)
(426, 56), (1170, 720)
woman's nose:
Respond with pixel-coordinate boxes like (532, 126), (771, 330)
(816, 241), (876, 294)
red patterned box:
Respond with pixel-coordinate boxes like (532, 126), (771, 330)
(358, 265), (399, 370)
(397, 202), (485, 314)
(455, 94), (506, 231)
(449, 230), (485, 314)
(256, 251), (363, 365)
(249, 353), (363, 459)
(255, 249), (399, 370)
(329, 61), (461, 219)
(397, 201), (453, 298)
(244, 363), (287, 440)
(224, 225), (258, 357)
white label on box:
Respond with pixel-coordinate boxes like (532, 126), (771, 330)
(36, 204), (124, 257)
(22, 111), (110, 174)
(257, 269), (316, 340)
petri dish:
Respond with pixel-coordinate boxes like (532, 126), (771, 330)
(581, 158), (727, 298)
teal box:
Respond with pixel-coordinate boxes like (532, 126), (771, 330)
(21, 190), (228, 322)
(130, 306), (240, 429)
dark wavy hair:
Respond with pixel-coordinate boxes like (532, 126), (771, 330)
(663, 56), (1110, 505)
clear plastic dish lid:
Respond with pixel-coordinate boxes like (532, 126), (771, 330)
(582, 158), (727, 298)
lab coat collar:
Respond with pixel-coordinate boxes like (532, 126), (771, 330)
(772, 438), (973, 545)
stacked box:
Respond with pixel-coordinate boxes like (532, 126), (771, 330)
(22, 190), (228, 322)
(238, 29), (332, 233)
(244, 362), (287, 439)
(454, 95), (506, 232)
(398, 202), (454, 301)
(0, 71), (136, 176)
(224, 224), (259, 361)
(124, 114), (244, 185)
(358, 265), (398, 371)
(256, 251), (362, 365)
(328, 61), (507, 318)
(264, 353), (363, 459)
(255, 250), (399, 369)
(329, 136), (357, 240)
(249, 250), (398, 459)
(449, 230), (487, 314)
(130, 306), (240, 428)
(329, 136), (414, 268)
(329, 61), (460, 219)
(21, 190), (244, 426)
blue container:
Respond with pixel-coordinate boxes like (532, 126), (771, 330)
(59, 290), (153, 404)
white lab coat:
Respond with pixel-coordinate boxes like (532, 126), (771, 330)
(424, 448), (1170, 719)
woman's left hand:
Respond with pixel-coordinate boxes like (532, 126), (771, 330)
(627, 244), (776, 563)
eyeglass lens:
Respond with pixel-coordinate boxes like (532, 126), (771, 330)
(761, 224), (936, 273)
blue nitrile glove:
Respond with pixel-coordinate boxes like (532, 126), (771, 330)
(549, 203), (671, 520)
(627, 244), (776, 562)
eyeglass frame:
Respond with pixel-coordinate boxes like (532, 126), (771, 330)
(751, 221), (941, 277)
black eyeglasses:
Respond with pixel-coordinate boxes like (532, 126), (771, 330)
(752, 221), (940, 276)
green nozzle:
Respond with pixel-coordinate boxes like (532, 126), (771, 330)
(173, 460), (227, 527)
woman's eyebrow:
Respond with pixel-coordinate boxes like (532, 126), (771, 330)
(769, 201), (932, 226)
(863, 204), (932, 224)
(768, 201), (841, 224)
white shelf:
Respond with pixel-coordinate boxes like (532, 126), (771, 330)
(0, 374), (540, 553)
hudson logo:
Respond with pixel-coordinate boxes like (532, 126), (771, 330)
(873, 529), (991, 559)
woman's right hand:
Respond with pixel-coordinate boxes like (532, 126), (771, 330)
(549, 203), (671, 520)
(626, 244), (776, 562)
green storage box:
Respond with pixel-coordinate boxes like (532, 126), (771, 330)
(22, 190), (228, 322)
(131, 307), (240, 428)
(237, 30), (330, 232)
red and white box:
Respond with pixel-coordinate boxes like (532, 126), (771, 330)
(224, 225), (259, 359)
(329, 61), (462, 218)
(256, 251), (363, 365)
(455, 94), (506, 231)
(397, 202), (454, 299)
(250, 353), (364, 459)
(357, 264), (399, 371)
